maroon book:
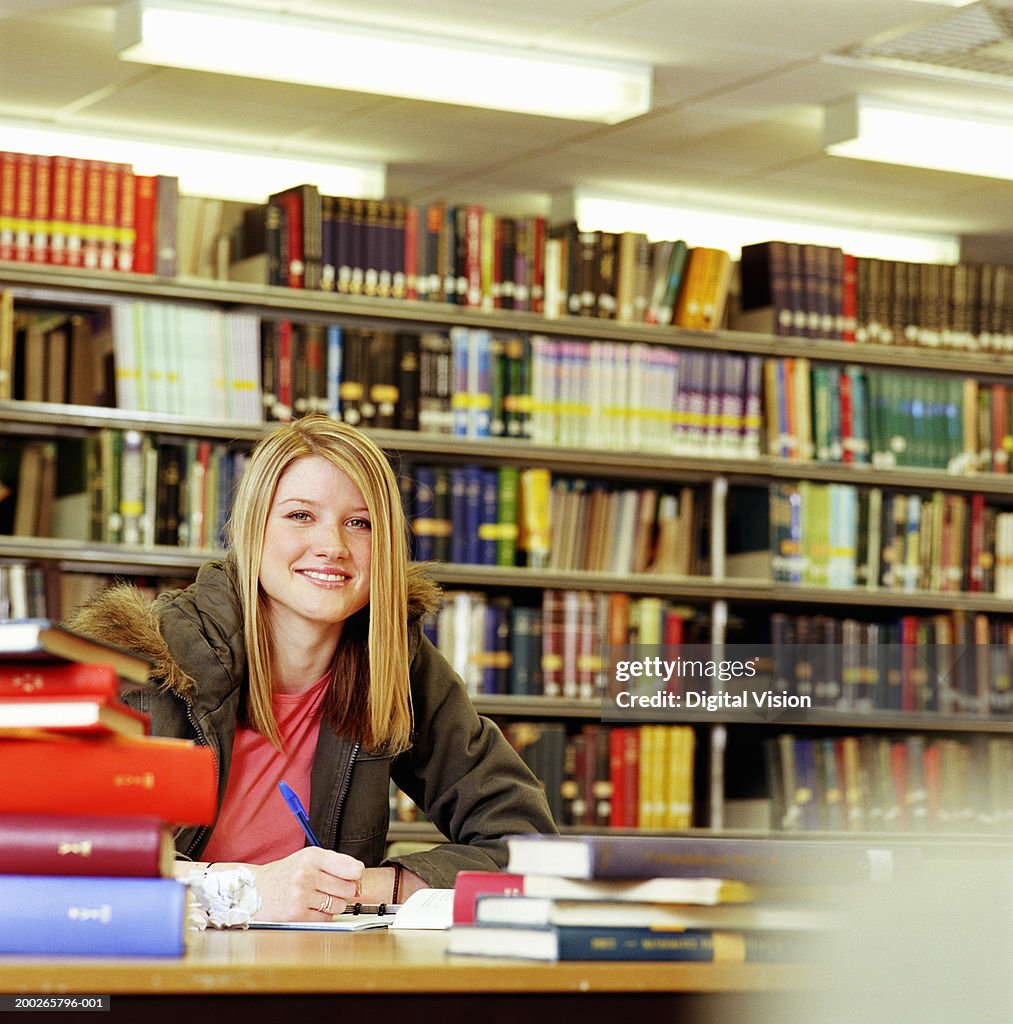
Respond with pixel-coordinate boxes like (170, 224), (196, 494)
(0, 813), (175, 877)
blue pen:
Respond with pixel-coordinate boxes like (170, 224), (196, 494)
(278, 780), (323, 847)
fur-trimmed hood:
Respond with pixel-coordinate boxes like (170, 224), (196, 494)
(66, 559), (442, 699)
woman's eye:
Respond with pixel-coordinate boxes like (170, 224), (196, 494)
(348, 518), (372, 529)
(287, 510), (312, 522)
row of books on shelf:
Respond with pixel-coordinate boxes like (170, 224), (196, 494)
(1, 433), (248, 551)
(766, 358), (1013, 472)
(737, 240), (1013, 352)
(254, 192), (1013, 351)
(0, 561), (187, 624)
(4, 149), (1013, 353)
(406, 464), (696, 574)
(769, 731), (1012, 836)
(0, 151), (178, 276)
(0, 618), (215, 955)
(770, 482), (1013, 597)
(4, 295), (765, 459)
(426, 590), (701, 701)
(391, 721), (694, 832)
(0, 296), (260, 421)
(7, 287), (1013, 472)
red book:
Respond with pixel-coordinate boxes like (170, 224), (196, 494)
(80, 158), (104, 270)
(29, 153), (51, 264)
(529, 215), (547, 315)
(463, 204), (483, 308)
(13, 151), (34, 262)
(0, 660), (120, 698)
(64, 156), (87, 268)
(98, 161), (124, 272)
(0, 813), (175, 877)
(608, 727), (626, 829)
(0, 151), (16, 260)
(269, 184), (315, 288)
(48, 154), (72, 267)
(274, 319), (294, 421)
(452, 870), (526, 924)
(838, 367), (855, 464)
(133, 173), (157, 274)
(840, 252), (858, 342)
(0, 734), (216, 825)
(117, 168), (137, 273)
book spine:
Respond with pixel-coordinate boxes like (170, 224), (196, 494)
(0, 737), (216, 824)
(0, 875), (186, 956)
(0, 814), (169, 877)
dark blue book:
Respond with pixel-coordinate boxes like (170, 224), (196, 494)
(410, 465), (437, 562)
(479, 467), (499, 566)
(448, 923), (813, 962)
(0, 875), (187, 956)
(449, 466), (470, 564)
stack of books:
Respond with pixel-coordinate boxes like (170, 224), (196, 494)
(448, 832), (917, 962)
(0, 619), (217, 956)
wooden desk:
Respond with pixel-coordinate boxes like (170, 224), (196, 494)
(0, 929), (818, 1023)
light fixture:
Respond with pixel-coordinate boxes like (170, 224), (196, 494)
(0, 119), (385, 203)
(824, 95), (1013, 184)
(554, 189), (960, 264)
(114, 0), (653, 124)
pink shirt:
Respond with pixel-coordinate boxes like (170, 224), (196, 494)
(203, 674), (329, 865)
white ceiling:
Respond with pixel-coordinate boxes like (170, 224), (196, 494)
(2, 0), (1013, 253)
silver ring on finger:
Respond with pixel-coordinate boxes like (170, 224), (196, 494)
(318, 892), (333, 914)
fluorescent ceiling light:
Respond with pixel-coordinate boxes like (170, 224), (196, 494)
(559, 189), (960, 264)
(115, 0), (652, 124)
(0, 119), (385, 203)
(824, 96), (1013, 183)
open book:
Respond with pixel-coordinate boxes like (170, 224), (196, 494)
(249, 887), (455, 931)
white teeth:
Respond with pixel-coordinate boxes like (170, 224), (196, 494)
(301, 570), (348, 582)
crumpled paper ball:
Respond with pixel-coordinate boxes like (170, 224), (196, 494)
(186, 866), (262, 930)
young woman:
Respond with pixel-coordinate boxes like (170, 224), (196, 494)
(68, 415), (556, 921)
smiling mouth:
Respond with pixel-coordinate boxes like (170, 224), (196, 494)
(298, 569), (351, 585)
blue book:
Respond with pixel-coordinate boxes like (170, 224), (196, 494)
(479, 467), (499, 566)
(410, 465), (438, 562)
(449, 466), (470, 564)
(0, 875), (187, 957)
(325, 323), (343, 419)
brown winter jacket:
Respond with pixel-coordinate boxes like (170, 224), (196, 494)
(66, 559), (556, 887)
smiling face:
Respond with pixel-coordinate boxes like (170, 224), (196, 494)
(258, 455), (373, 643)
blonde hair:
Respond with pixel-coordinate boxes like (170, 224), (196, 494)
(226, 415), (412, 753)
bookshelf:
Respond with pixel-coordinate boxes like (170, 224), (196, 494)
(2, 258), (1012, 840)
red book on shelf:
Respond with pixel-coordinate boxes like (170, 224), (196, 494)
(0, 151), (17, 261)
(133, 173), (157, 274)
(0, 813), (175, 877)
(0, 734), (217, 825)
(64, 156), (87, 268)
(80, 159), (105, 270)
(48, 154), (72, 267)
(13, 151), (34, 263)
(116, 167), (137, 273)
(29, 153), (51, 264)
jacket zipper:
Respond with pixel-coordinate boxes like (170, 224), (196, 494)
(177, 697), (217, 858)
(327, 741), (360, 848)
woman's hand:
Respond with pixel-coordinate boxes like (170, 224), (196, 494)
(245, 847), (364, 922)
